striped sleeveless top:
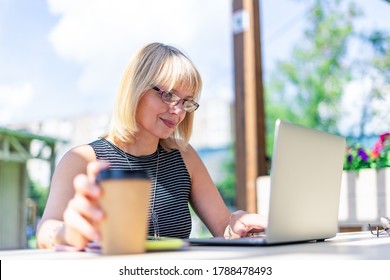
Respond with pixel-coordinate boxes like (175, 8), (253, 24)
(89, 138), (192, 239)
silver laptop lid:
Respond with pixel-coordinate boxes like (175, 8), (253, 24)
(266, 120), (346, 244)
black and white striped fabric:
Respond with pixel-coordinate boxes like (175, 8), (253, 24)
(89, 138), (192, 239)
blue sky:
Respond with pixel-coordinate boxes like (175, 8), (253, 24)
(0, 0), (389, 133)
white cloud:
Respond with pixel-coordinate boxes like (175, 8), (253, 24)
(46, 0), (233, 100)
(0, 84), (34, 125)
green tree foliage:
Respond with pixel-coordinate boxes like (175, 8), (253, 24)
(265, 0), (361, 155)
(265, 0), (389, 156)
(352, 28), (390, 138)
(217, 0), (389, 201)
(28, 179), (49, 218)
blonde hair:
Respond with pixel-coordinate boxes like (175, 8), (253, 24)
(108, 42), (202, 150)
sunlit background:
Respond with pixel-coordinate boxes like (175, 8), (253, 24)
(1, 0), (388, 178)
(0, 0), (389, 247)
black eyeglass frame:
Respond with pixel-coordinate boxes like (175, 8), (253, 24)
(368, 223), (389, 237)
(151, 85), (199, 113)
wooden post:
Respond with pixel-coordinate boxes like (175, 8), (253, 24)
(232, 0), (267, 212)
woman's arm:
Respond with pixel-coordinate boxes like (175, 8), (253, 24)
(36, 144), (100, 249)
(181, 145), (230, 237)
(182, 145), (267, 237)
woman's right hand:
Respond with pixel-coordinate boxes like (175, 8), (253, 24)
(62, 161), (109, 249)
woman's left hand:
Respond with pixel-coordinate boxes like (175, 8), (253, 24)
(227, 210), (267, 238)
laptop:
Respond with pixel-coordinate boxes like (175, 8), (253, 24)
(188, 119), (346, 246)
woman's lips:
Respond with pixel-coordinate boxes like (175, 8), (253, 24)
(161, 118), (177, 129)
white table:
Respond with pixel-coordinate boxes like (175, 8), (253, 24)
(1, 231), (389, 260)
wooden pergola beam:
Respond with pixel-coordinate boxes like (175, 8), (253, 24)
(232, 0), (267, 212)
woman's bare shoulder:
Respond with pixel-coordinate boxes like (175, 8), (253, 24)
(56, 144), (96, 173)
(179, 144), (207, 175)
(179, 144), (199, 160)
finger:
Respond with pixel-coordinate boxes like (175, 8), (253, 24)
(87, 160), (110, 182)
(234, 214), (267, 236)
(74, 174), (101, 199)
(77, 161), (109, 198)
(63, 203), (100, 245)
(63, 224), (89, 250)
(69, 193), (104, 222)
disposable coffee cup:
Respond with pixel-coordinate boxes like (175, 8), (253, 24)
(96, 169), (151, 255)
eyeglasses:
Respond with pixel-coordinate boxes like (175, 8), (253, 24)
(370, 217), (390, 237)
(151, 86), (199, 113)
(369, 224), (388, 237)
(368, 224), (390, 238)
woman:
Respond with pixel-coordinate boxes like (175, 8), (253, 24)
(37, 42), (266, 249)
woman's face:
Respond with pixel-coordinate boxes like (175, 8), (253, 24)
(135, 84), (193, 140)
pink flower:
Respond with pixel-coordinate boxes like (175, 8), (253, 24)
(379, 133), (390, 143)
(371, 133), (389, 159)
(372, 141), (383, 159)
